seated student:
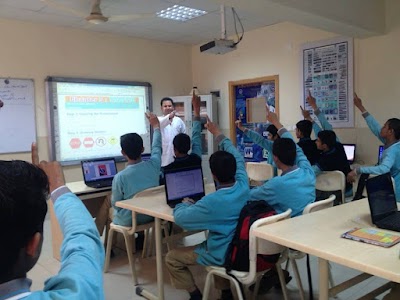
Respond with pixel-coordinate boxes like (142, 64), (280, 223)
(296, 104), (320, 165)
(111, 112), (161, 226)
(305, 92), (353, 199)
(0, 144), (105, 299)
(165, 117), (250, 300)
(249, 111), (316, 217)
(235, 120), (278, 174)
(163, 92), (202, 172)
(347, 93), (400, 201)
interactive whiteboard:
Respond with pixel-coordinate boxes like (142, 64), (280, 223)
(46, 77), (152, 165)
(0, 78), (36, 153)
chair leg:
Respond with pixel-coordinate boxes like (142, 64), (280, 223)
(162, 222), (171, 251)
(251, 275), (262, 300)
(328, 262), (335, 288)
(142, 229), (149, 259)
(104, 227), (115, 273)
(291, 258), (306, 300)
(202, 272), (214, 300)
(276, 264), (290, 300)
(122, 230), (138, 285)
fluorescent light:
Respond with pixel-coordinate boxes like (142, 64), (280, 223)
(156, 5), (207, 21)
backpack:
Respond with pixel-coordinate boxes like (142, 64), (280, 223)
(224, 200), (281, 273)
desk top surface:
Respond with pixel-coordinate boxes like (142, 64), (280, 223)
(66, 181), (111, 195)
(253, 199), (400, 283)
(116, 183), (216, 222)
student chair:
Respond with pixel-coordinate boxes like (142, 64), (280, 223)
(246, 162), (274, 186)
(286, 195), (336, 300)
(202, 209), (292, 300)
(104, 213), (155, 285)
(315, 171), (346, 205)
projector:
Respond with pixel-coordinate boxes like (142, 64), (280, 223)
(200, 39), (236, 55)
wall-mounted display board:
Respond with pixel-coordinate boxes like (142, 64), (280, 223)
(0, 78), (36, 153)
(46, 77), (152, 165)
(300, 36), (354, 128)
(229, 75), (279, 162)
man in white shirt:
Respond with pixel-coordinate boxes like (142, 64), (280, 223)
(158, 97), (186, 166)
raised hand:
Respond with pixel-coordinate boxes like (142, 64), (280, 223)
(266, 111), (283, 130)
(205, 115), (221, 136)
(192, 90), (201, 117)
(306, 90), (317, 109)
(31, 143), (65, 193)
(300, 106), (312, 120)
(235, 119), (245, 132)
(353, 92), (366, 112)
(145, 112), (160, 129)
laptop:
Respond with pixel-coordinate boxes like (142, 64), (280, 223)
(342, 143), (356, 164)
(378, 145), (385, 163)
(81, 158), (118, 188)
(366, 173), (400, 232)
(164, 166), (205, 208)
(141, 153), (151, 162)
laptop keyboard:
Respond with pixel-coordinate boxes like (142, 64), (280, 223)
(378, 214), (400, 232)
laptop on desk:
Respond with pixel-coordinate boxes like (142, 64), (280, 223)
(378, 145), (385, 164)
(343, 143), (356, 164)
(366, 173), (400, 232)
(81, 158), (118, 188)
(164, 166), (205, 208)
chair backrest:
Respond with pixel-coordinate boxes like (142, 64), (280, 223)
(246, 162), (274, 184)
(303, 194), (336, 215)
(315, 171), (345, 204)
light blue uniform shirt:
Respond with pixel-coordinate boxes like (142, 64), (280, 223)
(112, 129), (162, 226)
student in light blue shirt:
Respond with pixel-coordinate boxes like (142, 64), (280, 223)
(111, 112), (162, 226)
(0, 144), (104, 300)
(348, 93), (400, 201)
(249, 112), (316, 217)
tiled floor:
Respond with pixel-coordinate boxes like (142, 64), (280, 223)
(28, 218), (393, 299)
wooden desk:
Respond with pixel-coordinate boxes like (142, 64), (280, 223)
(49, 181), (111, 260)
(116, 183), (215, 300)
(253, 199), (400, 299)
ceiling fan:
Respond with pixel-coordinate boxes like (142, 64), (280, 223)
(41, 0), (155, 24)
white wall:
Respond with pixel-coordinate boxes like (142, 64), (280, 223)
(192, 0), (400, 165)
(0, 18), (192, 181)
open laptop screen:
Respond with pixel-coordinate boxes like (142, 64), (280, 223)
(164, 167), (205, 202)
(81, 158), (117, 184)
(366, 173), (397, 224)
(342, 144), (356, 164)
(378, 145), (385, 163)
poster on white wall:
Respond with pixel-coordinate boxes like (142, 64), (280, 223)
(300, 36), (354, 128)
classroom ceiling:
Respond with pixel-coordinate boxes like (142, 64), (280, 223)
(0, 0), (386, 45)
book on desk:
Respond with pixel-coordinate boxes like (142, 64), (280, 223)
(341, 228), (400, 248)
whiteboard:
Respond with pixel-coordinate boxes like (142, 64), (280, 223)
(0, 79), (36, 153)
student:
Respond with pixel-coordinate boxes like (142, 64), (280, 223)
(163, 92), (202, 172)
(111, 112), (161, 226)
(249, 111), (316, 217)
(165, 117), (250, 300)
(0, 144), (105, 299)
(158, 97), (186, 167)
(235, 120), (278, 170)
(296, 106), (320, 165)
(347, 93), (400, 201)
(305, 92), (353, 198)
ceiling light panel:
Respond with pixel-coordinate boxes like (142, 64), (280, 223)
(156, 5), (207, 22)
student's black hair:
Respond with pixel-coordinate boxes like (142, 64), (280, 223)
(173, 133), (191, 154)
(120, 133), (143, 160)
(272, 138), (296, 166)
(267, 124), (278, 138)
(209, 151), (236, 183)
(160, 97), (174, 107)
(387, 118), (400, 139)
(318, 130), (337, 149)
(296, 120), (313, 138)
(0, 160), (49, 276)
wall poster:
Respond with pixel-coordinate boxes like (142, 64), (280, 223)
(301, 36), (354, 128)
(229, 75), (279, 162)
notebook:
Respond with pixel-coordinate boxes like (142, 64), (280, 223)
(342, 227), (400, 247)
(343, 143), (356, 164)
(378, 145), (385, 163)
(164, 166), (205, 208)
(81, 158), (118, 188)
(366, 173), (400, 232)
